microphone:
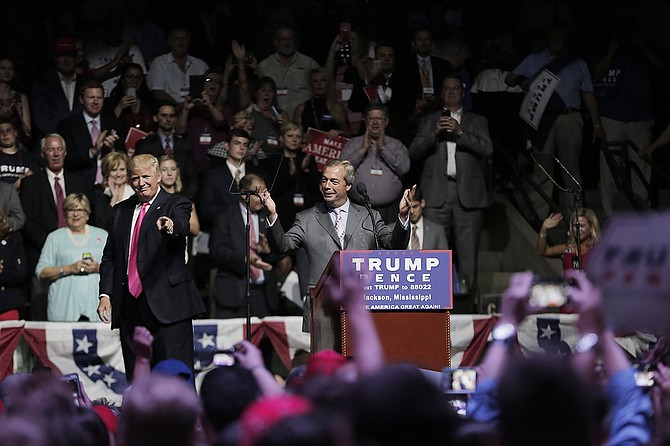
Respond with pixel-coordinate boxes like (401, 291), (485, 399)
(356, 182), (370, 204)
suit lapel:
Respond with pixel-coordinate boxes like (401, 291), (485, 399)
(315, 203), (341, 248)
(344, 204), (365, 249)
(140, 189), (168, 239)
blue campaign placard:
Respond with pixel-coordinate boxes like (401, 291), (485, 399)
(341, 250), (453, 310)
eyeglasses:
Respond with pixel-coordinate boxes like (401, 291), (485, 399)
(205, 77), (221, 84)
(66, 208), (88, 215)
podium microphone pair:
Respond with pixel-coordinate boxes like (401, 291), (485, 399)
(355, 182), (380, 250)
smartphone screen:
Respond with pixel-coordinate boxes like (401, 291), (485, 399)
(441, 367), (477, 394)
(61, 373), (82, 401)
(529, 281), (569, 308)
(339, 22), (351, 43)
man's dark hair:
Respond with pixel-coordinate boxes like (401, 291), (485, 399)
(200, 365), (259, 432)
(79, 79), (104, 97)
(0, 115), (17, 129)
(228, 128), (251, 143)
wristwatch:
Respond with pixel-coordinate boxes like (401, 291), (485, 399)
(492, 322), (517, 346)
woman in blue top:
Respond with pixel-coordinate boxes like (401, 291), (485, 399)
(36, 193), (108, 322)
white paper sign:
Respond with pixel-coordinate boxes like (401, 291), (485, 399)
(519, 69), (561, 129)
(587, 212), (670, 335)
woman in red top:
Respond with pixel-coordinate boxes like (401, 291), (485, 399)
(537, 208), (601, 273)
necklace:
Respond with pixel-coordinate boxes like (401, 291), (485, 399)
(67, 225), (90, 248)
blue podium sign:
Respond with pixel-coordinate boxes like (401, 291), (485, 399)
(340, 250), (453, 310)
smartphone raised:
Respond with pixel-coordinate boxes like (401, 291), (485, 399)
(61, 372), (82, 401)
(189, 75), (205, 98)
(529, 277), (570, 308)
(441, 367), (477, 394)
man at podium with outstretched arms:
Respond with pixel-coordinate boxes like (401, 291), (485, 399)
(259, 158), (415, 331)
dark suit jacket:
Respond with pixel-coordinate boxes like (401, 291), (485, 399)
(399, 55), (453, 104)
(198, 163), (267, 230)
(409, 110), (493, 209)
(209, 207), (280, 313)
(347, 69), (416, 145)
(135, 133), (198, 200)
(268, 201), (410, 286)
(20, 169), (90, 270)
(59, 112), (125, 185)
(99, 188), (205, 328)
(0, 231), (28, 312)
(31, 73), (88, 139)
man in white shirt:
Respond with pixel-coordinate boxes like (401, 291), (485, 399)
(147, 27), (209, 104)
(258, 24), (320, 119)
(410, 75), (493, 290)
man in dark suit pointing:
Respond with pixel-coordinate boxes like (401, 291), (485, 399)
(98, 154), (205, 381)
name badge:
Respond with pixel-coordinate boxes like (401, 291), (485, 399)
(180, 87), (189, 99)
(199, 133), (212, 145)
(267, 136), (279, 147)
(293, 193), (305, 206)
(422, 87), (435, 95)
(370, 167), (383, 176)
(322, 114), (334, 122)
(277, 86), (289, 96)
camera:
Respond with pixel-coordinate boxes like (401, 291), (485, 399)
(529, 276), (571, 308)
(212, 347), (236, 366)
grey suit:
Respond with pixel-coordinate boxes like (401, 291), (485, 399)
(0, 182), (25, 231)
(268, 200), (409, 329)
(409, 110), (492, 287)
(420, 217), (450, 250)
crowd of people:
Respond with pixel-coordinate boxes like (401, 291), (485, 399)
(2, 0), (670, 444)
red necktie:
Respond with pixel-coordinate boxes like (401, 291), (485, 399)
(54, 176), (66, 228)
(128, 202), (149, 297)
(165, 138), (174, 156)
(249, 215), (260, 282)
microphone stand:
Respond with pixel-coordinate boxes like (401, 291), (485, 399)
(531, 152), (584, 271)
(362, 198), (380, 250)
(570, 190), (583, 271)
(240, 190), (254, 341)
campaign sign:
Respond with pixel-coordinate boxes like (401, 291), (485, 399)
(303, 128), (349, 171)
(341, 250), (453, 310)
(587, 212), (670, 336)
(519, 69), (561, 130)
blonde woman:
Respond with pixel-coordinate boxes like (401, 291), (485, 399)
(92, 151), (134, 231)
(537, 208), (601, 273)
(37, 193), (107, 321)
(159, 156), (200, 237)
(294, 67), (351, 138)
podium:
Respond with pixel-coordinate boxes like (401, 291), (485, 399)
(310, 250), (452, 371)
